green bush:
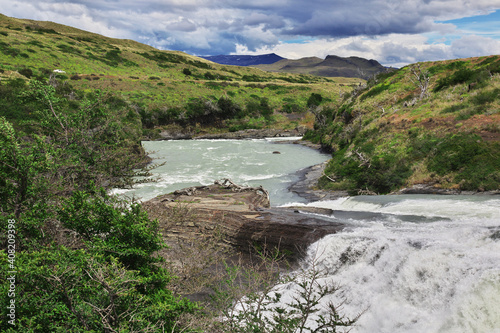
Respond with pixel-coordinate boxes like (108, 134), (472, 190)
(204, 71), (216, 80)
(360, 83), (390, 101)
(307, 93), (323, 107)
(57, 188), (163, 272)
(321, 145), (411, 195)
(0, 246), (195, 332)
(471, 88), (500, 105)
(0, 78), (198, 331)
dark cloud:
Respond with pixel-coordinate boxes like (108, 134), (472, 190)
(1, 0), (500, 65)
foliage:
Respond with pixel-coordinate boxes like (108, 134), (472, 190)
(206, 251), (358, 333)
(308, 57), (500, 193)
(307, 93), (323, 107)
(57, 188), (164, 272)
(0, 247), (196, 332)
(423, 134), (500, 190)
(359, 83), (390, 101)
(0, 117), (55, 219)
(432, 58), (500, 92)
(0, 78), (197, 331)
(321, 146), (412, 195)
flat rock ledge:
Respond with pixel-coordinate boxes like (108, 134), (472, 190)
(143, 180), (343, 260)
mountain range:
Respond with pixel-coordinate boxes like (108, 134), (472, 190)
(202, 53), (391, 79)
(200, 53), (285, 66)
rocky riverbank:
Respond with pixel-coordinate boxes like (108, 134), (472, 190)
(142, 179), (344, 261)
(156, 126), (309, 141)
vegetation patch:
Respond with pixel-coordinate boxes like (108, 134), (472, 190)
(309, 57), (500, 193)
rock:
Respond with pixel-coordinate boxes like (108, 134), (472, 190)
(289, 162), (348, 201)
(158, 130), (193, 140)
(142, 180), (344, 261)
(194, 128), (306, 140)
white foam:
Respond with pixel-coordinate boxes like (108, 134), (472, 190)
(275, 199), (500, 333)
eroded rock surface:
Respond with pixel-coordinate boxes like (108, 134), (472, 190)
(143, 180), (343, 260)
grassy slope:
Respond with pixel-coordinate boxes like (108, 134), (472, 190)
(0, 14), (362, 136)
(254, 55), (387, 79)
(255, 57), (324, 74)
(308, 57), (500, 194)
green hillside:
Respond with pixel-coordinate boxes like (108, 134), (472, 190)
(306, 57), (500, 194)
(0, 14), (362, 138)
(255, 55), (389, 79)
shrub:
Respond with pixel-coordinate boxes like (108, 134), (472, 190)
(18, 68), (33, 78)
(471, 88), (500, 105)
(307, 93), (323, 107)
(0, 241), (195, 332)
(204, 71), (216, 80)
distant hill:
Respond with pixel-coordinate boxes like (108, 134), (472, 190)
(201, 53), (389, 79)
(255, 55), (390, 79)
(201, 53), (285, 66)
(1, 13), (362, 138)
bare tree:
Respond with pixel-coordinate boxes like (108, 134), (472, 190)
(409, 64), (430, 101)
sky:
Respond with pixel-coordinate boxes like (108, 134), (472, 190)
(1, 0), (500, 67)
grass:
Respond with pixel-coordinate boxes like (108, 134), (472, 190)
(0, 14), (362, 133)
(311, 55), (500, 193)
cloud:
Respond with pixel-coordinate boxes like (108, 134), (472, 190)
(1, 0), (499, 65)
(238, 33), (500, 68)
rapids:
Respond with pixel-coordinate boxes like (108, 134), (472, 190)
(118, 139), (500, 332)
(282, 195), (500, 332)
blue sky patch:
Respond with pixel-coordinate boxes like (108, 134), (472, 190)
(439, 9), (500, 39)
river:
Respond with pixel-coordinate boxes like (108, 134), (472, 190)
(119, 138), (500, 333)
(285, 195), (500, 332)
(113, 137), (330, 205)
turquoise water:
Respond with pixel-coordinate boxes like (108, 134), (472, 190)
(112, 138), (330, 206)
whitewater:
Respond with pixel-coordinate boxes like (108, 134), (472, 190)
(119, 138), (500, 332)
(284, 195), (500, 332)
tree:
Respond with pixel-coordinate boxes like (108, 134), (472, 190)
(409, 64), (430, 100)
(206, 250), (359, 333)
(0, 117), (54, 220)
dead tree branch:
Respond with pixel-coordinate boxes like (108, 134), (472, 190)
(410, 64), (430, 101)
(353, 149), (371, 168)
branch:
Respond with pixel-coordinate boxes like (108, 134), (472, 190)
(41, 84), (69, 144)
(353, 149), (371, 168)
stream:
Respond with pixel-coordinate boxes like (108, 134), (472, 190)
(116, 138), (500, 332)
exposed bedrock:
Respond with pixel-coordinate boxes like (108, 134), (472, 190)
(142, 179), (343, 260)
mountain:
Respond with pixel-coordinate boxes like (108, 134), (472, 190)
(201, 53), (285, 66)
(255, 55), (390, 79)
(201, 53), (389, 79)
